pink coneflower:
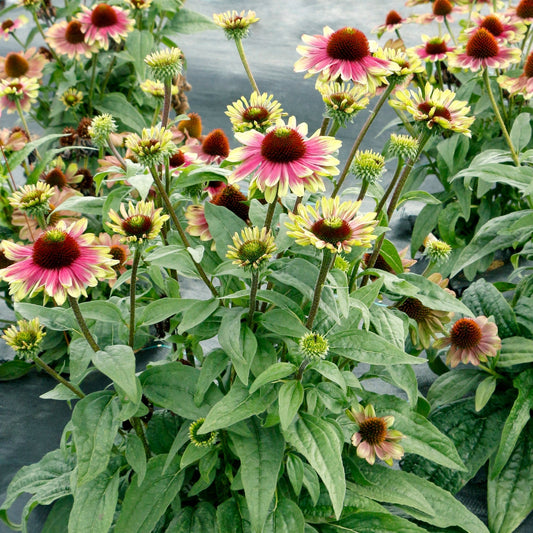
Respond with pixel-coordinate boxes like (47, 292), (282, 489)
(463, 12), (526, 45)
(286, 197), (377, 254)
(0, 219), (116, 305)
(187, 128), (230, 164)
(498, 51), (533, 99)
(227, 116), (341, 203)
(294, 26), (395, 87)
(0, 77), (39, 114)
(0, 16), (28, 41)
(416, 34), (455, 62)
(373, 10), (408, 38)
(77, 3), (134, 50)
(449, 28), (521, 71)
(415, 0), (465, 25)
(507, 0), (533, 25)
(210, 184), (250, 222)
(168, 149), (197, 174)
(349, 404), (404, 466)
(95, 232), (132, 283)
(0, 128), (27, 152)
(40, 161), (83, 190)
(46, 20), (98, 60)
(204, 180), (227, 199)
(434, 316), (501, 368)
(0, 48), (47, 80)
(185, 204), (212, 242)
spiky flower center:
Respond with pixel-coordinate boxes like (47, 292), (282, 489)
(517, 0), (533, 19)
(524, 52), (533, 77)
(426, 39), (448, 55)
(358, 417), (387, 445)
(77, 168), (93, 189)
(211, 185), (249, 221)
(2, 20), (15, 31)
(5, 53), (29, 78)
(239, 240), (268, 263)
(202, 129), (230, 158)
(326, 27), (370, 61)
(261, 127), (306, 163)
(385, 10), (402, 26)
(189, 418), (218, 447)
(32, 231), (81, 269)
(178, 112), (202, 138)
(418, 102), (452, 121)
(110, 245), (127, 266)
(122, 215), (153, 237)
(398, 298), (431, 321)
(44, 168), (67, 188)
(330, 92), (354, 109)
(450, 318), (482, 349)
(65, 21), (85, 44)
(91, 4), (118, 28)
(480, 15), (504, 37)
(466, 28), (499, 59)
(243, 106), (269, 122)
(77, 118), (92, 139)
(433, 0), (453, 16)
(299, 332), (329, 359)
(169, 150), (186, 167)
(312, 217), (352, 244)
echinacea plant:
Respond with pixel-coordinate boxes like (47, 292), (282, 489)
(0, 1), (533, 532)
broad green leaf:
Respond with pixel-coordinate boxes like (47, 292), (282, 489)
(195, 349), (229, 405)
(427, 369), (485, 409)
(15, 303), (76, 331)
(309, 360), (347, 393)
(41, 497), (72, 533)
(163, 424), (190, 474)
(350, 278), (383, 307)
(50, 196), (105, 215)
(94, 93), (146, 133)
(141, 362), (223, 419)
(283, 414), (345, 519)
(278, 380), (304, 431)
(180, 442), (212, 469)
(114, 454), (184, 533)
(72, 391), (121, 485)
(362, 364), (418, 408)
(301, 463), (320, 506)
(365, 393), (466, 471)
(216, 498), (244, 533)
(204, 202), (247, 260)
(68, 463), (120, 533)
(379, 239), (406, 274)
(176, 299), (220, 334)
(166, 8), (218, 34)
(328, 268), (350, 318)
(475, 376), (497, 412)
(125, 30), (154, 80)
(68, 337), (93, 385)
(40, 383), (79, 401)
(249, 362), (297, 394)
(323, 511), (427, 533)
(7, 133), (65, 171)
(497, 336), (533, 367)
(411, 203), (443, 257)
(328, 328), (424, 366)
(0, 360), (33, 381)
(286, 453), (304, 496)
(259, 308), (308, 339)
(510, 112), (532, 152)
(488, 421), (533, 533)
(230, 420), (285, 533)
(491, 369), (533, 477)
(125, 433), (147, 485)
(139, 297), (188, 326)
(267, 498), (305, 533)
(201, 381), (277, 433)
(144, 246), (198, 278)
(167, 502), (217, 532)
(370, 304), (407, 349)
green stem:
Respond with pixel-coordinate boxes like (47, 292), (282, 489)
(88, 55), (98, 116)
(129, 247), (141, 348)
(306, 249), (335, 329)
(149, 166), (219, 298)
(32, 354), (85, 398)
(131, 416), (151, 459)
(107, 139), (126, 167)
(234, 37), (259, 94)
(375, 158), (403, 217)
(264, 187), (279, 231)
(327, 120), (341, 137)
(296, 358), (310, 381)
(100, 55), (116, 96)
(67, 295), (100, 352)
(161, 80), (172, 128)
(356, 180), (369, 202)
(331, 83), (395, 198)
(483, 68), (520, 166)
(247, 271), (260, 328)
(31, 11), (64, 68)
(320, 117), (330, 136)
(444, 18), (457, 46)
(151, 101), (161, 126)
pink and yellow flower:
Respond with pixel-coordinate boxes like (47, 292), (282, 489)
(0, 77), (39, 114)
(463, 12), (526, 45)
(0, 128), (27, 152)
(46, 20), (98, 59)
(227, 116), (341, 203)
(373, 10), (408, 38)
(185, 204), (212, 242)
(0, 16), (28, 41)
(506, 0), (533, 25)
(286, 197), (377, 254)
(498, 51), (533, 99)
(0, 219), (116, 305)
(449, 28), (521, 71)
(349, 404), (405, 466)
(77, 3), (134, 50)
(226, 92), (286, 133)
(415, 34), (455, 62)
(415, 0), (465, 25)
(434, 316), (501, 368)
(0, 48), (47, 80)
(96, 232), (132, 280)
(294, 26), (396, 88)
(187, 128), (230, 165)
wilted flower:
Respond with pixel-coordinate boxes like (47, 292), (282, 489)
(213, 10), (259, 40)
(1, 219), (117, 305)
(189, 418), (218, 447)
(286, 197), (377, 254)
(59, 88), (83, 110)
(176, 112), (203, 139)
(434, 316), (501, 368)
(0, 48), (47, 80)
(88, 114), (117, 148)
(107, 200), (169, 244)
(226, 92), (285, 133)
(0, 77), (39, 114)
(299, 332), (329, 360)
(351, 149), (386, 183)
(46, 20), (98, 59)
(2, 318), (45, 360)
(125, 126), (177, 167)
(145, 48), (183, 81)
(226, 226), (276, 270)
(348, 404), (404, 466)
(318, 81), (369, 127)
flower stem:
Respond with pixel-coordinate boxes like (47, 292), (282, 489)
(131, 416), (151, 459)
(320, 117), (330, 135)
(32, 354), (85, 398)
(264, 187), (279, 231)
(88, 55), (98, 116)
(107, 138), (126, 167)
(31, 10), (64, 68)
(161, 80), (172, 128)
(129, 247), (141, 348)
(100, 55), (116, 96)
(331, 83), (395, 198)
(234, 37), (259, 94)
(375, 158), (403, 217)
(483, 68), (520, 166)
(149, 166), (219, 297)
(247, 270), (259, 328)
(444, 18), (457, 46)
(306, 249), (335, 329)
(296, 358), (310, 381)
(67, 294), (101, 352)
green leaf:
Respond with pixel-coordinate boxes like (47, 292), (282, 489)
(286, 453), (304, 496)
(68, 337), (93, 385)
(283, 414), (345, 519)
(427, 369), (485, 409)
(398, 190), (441, 207)
(166, 8), (218, 34)
(363, 364), (418, 408)
(140, 297), (188, 326)
(497, 336), (533, 367)
(230, 420), (285, 533)
(328, 328), (424, 366)
(7, 133), (65, 171)
(114, 454), (184, 533)
(144, 246), (198, 278)
(378, 239), (405, 274)
(411, 203), (443, 257)
(301, 463), (320, 506)
(462, 279), (520, 338)
(475, 376), (497, 412)
(491, 369), (533, 478)
(488, 421), (533, 533)
(177, 299), (220, 334)
(125, 30), (154, 80)
(72, 391), (121, 485)
(201, 381), (277, 433)
(195, 349), (229, 405)
(259, 308), (308, 339)
(125, 433), (147, 485)
(15, 303), (76, 331)
(278, 380), (304, 431)
(204, 202), (247, 260)
(249, 362), (297, 394)
(350, 278), (383, 308)
(94, 92), (146, 133)
(323, 511), (427, 533)
(510, 112), (532, 151)
(141, 362), (223, 419)
(0, 360), (33, 381)
(309, 360), (347, 393)
(269, 498), (305, 533)
(41, 497), (72, 533)
(50, 195), (105, 215)
(68, 463), (120, 533)
(216, 498), (244, 533)
(167, 502), (217, 532)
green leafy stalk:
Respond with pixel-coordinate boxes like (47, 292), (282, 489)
(68, 294), (101, 352)
(247, 270), (260, 328)
(306, 249), (335, 329)
(234, 37), (259, 94)
(128, 247), (142, 348)
(161, 80), (172, 128)
(32, 353), (85, 398)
